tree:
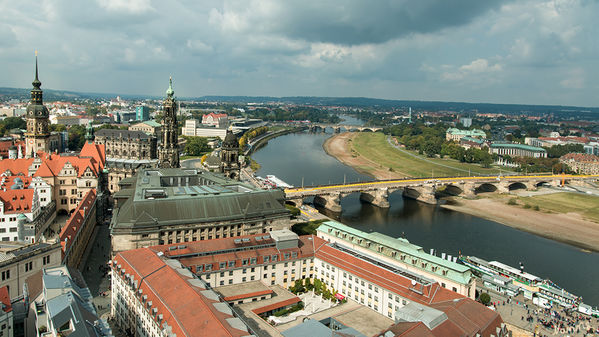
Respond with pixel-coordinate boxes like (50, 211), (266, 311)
(184, 137), (210, 156)
(68, 125), (86, 151)
(0, 117), (26, 133)
(479, 293), (491, 305)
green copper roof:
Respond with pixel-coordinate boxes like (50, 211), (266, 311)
(166, 77), (174, 97)
(318, 221), (471, 285)
(142, 120), (161, 127)
(446, 128), (486, 137)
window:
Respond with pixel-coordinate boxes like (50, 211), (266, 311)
(228, 261), (235, 268)
(9, 228), (17, 233)
(43, 255), (51, 265)
(242, 277), (246, 282)
(242, 259), (248, 266)
(1, 270), (9, 281)
(25, 261), (33, 272)
(263, 256), (270, 263)
(219, 262), (226, 269)
(452, 287), (457, 292)
(250, 258), (257, 265)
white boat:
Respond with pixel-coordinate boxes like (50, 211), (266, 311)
(265, 175), (294, 188)
(459, 255), (582, 308)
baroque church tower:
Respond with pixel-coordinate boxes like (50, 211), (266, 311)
(25, 54), (50, 157)
(220, 129), (240, 180)
(158, 77), (180, 168)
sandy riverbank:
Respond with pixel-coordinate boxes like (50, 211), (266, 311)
(442, 198), (599, 252)
(323, 133), (599, 252)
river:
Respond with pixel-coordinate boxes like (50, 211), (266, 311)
(252, 117), (599, 307)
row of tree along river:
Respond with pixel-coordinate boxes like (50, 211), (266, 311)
(252, 116), (599, 306)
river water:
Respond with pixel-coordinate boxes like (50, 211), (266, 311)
(252, 117), (599, 307)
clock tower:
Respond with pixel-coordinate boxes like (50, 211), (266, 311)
(24, 54), (50, 157)
(158, 77), (180, 168)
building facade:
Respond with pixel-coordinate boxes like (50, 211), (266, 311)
(158, 78), (179, 169)
(129, 120), (162, 139)
(95, 129), (157, 160)
(560, 153), (599, 175)
(136, 106), (150, 121)
(0, 242), (62, 298)
(445, 128), (486, 142)
(490, 143), (547, 158)
(182, 119), (228, 139)
(110, 168), (291, 253)
(316, 221), (476, 299)
(202, 113), (228, 127)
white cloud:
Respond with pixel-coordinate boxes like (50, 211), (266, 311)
(96, 0), (154, 14)
(439, 58), (503, 82)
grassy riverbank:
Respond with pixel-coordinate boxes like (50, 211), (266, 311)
(329, 132), (504, 179)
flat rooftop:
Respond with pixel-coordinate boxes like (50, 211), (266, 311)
(237, 285), (299, 313)
(333, 305), (394, 336)
(214, 281), (273, 302)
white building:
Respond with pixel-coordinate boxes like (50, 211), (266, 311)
(0, 187), (39, 243)
(182, 119), (228, 139)
(202, 113), (228, 127)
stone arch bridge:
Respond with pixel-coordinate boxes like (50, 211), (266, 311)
(284, 174), (599, 213)
(309, 124), (382, 133)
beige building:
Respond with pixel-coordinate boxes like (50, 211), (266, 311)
(95, 129), (157, 160)
(0, 242), (62, 298)
(128, 120), (162, 139)
(560, 153), (599, 175)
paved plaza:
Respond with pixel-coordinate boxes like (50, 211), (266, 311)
(483, 289), (599, 337)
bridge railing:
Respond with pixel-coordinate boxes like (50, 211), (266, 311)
(285, 173), (593, 192)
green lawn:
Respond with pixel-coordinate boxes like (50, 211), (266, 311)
(350, 133), (506, 178)
(517, 192), (599, 222)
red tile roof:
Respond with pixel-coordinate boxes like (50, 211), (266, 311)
(561, 153), (599, 162)
(59, 189), (96, 255)
(0, 188), (34, 214)
(382, 298), (505, 337)
(251, 296), (300, 315)
(80, 141), (106, 170)
(113, 248), (249, 337)
(0, 286), (11, 313)
(153, 234), (316, 274)
(0, 158), (34, 176)
(0, 175), (32, 189)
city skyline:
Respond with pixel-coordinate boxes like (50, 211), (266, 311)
(0, 0), (598, 107)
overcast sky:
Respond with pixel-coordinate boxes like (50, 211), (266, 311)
(0, 0), (597, 106)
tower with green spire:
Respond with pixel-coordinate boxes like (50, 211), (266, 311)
(158, 77), (180, 168)
(85, 120), (94, 143)
(25, 53), (51, 157)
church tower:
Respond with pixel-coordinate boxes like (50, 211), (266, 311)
(25, 54), (50, 157)
(220, 129), (240, 180)
(158, 77), (180, 168)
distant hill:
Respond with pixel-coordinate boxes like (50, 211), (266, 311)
(1, 87), (597, 118)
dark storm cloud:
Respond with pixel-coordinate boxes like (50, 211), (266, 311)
(247, 0), (508, 45)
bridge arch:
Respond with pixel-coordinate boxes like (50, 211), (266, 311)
(475, 183), (498, 194)
(402, 187), (421, 200)
(436, 184), (463, 197)
(508, 182), (527, 191)
(535, 181), (550, 187)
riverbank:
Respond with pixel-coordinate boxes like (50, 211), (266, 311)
(442, 198), (599, 252)
(324, 132), (599, 252)
(323, 132), (404, 179)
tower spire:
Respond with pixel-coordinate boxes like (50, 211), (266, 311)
(33, 51), (41, 89)
(166, 76), (174, 97)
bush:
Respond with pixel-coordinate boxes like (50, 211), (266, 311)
(533, 205), (540, 211)
(507, 198), (517, 205)
(479, 293), (491, 305)
(523, 203), (531, 209)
